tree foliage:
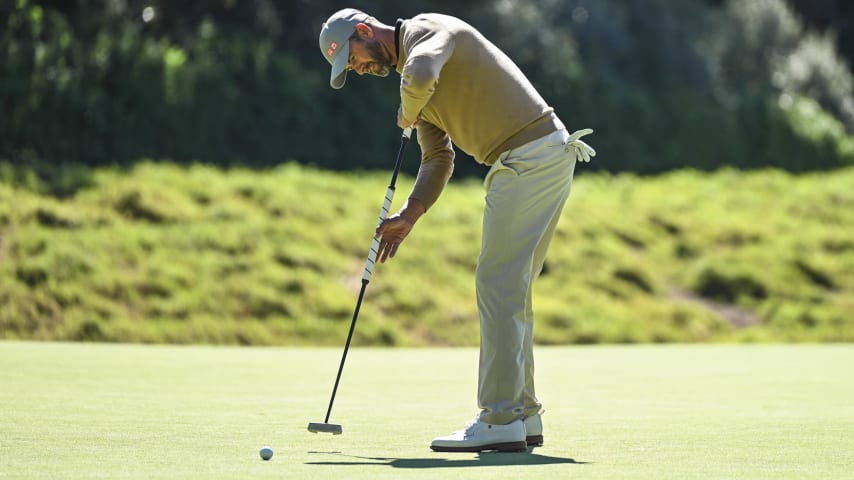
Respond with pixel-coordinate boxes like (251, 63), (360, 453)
(1, 0), (852, 190)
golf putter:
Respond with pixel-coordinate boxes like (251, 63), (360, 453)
(308, 126), (413, 435)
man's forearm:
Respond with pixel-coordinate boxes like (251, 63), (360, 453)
(400, 197), (426, 223)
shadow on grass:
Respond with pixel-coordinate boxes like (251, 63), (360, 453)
(306, 450), (587, 468)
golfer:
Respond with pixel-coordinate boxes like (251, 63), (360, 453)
(319, 8), (595, 452)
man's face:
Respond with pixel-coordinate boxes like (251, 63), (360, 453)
(347, 34), (392, 78)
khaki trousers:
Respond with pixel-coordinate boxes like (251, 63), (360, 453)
(477, 128), (577, 425)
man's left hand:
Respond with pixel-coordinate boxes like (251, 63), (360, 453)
(397, 106), (421, 129)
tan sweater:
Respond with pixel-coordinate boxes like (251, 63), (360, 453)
(396, 13), (564, 210)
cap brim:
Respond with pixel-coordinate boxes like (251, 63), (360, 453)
(330, 42), (350, 89)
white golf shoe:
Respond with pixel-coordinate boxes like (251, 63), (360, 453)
(430, 417), (527, 452)
(524, 413), (544, 446)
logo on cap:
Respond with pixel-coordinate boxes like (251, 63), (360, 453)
(327, 41), (338, 57)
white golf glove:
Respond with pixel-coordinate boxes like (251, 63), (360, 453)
(566, 128), (596, 163)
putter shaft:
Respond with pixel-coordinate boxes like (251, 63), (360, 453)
(311, 128), (413, 432)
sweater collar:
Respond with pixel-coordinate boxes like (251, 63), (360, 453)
(394, 18), (403, 67)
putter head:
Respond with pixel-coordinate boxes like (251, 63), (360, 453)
(307, 422), (343, 435)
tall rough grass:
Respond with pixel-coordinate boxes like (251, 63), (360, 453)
(1, 163), (852, 345)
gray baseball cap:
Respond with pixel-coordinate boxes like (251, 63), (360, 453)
(319, 8), (370, 89)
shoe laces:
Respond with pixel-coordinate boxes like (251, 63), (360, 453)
(458, 415), (483, 434)
(464, 416), (480, 429)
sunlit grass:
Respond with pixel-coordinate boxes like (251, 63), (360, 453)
(1, 342), (852, 480)
(1, 163), (852, 345)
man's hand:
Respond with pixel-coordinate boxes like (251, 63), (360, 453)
(397, 106), (421, 129)
(375, 214), (413, 263)
(374, 198), (425, 262)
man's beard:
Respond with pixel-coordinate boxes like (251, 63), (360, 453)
(363, 38), (393, 77)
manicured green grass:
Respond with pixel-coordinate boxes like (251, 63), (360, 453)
(2, 341), (852, 479)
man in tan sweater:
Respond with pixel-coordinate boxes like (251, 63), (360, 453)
(319, 8), (595, 452)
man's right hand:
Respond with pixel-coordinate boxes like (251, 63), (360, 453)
(374, 198), (426, 263)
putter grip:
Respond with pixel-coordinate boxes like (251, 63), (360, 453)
(363, 186), (396, 281)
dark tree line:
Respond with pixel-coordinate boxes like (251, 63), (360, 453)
(2, 0), (852, 194)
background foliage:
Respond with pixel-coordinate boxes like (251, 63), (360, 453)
(2, 1), (853, 345)
(2, 0), (854, 191)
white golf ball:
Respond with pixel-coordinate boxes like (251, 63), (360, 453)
(259, 446), (274, 460)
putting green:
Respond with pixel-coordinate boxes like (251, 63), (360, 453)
(1, 342), (852, 479)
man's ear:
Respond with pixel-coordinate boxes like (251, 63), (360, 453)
(355, 23), (374, 39)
